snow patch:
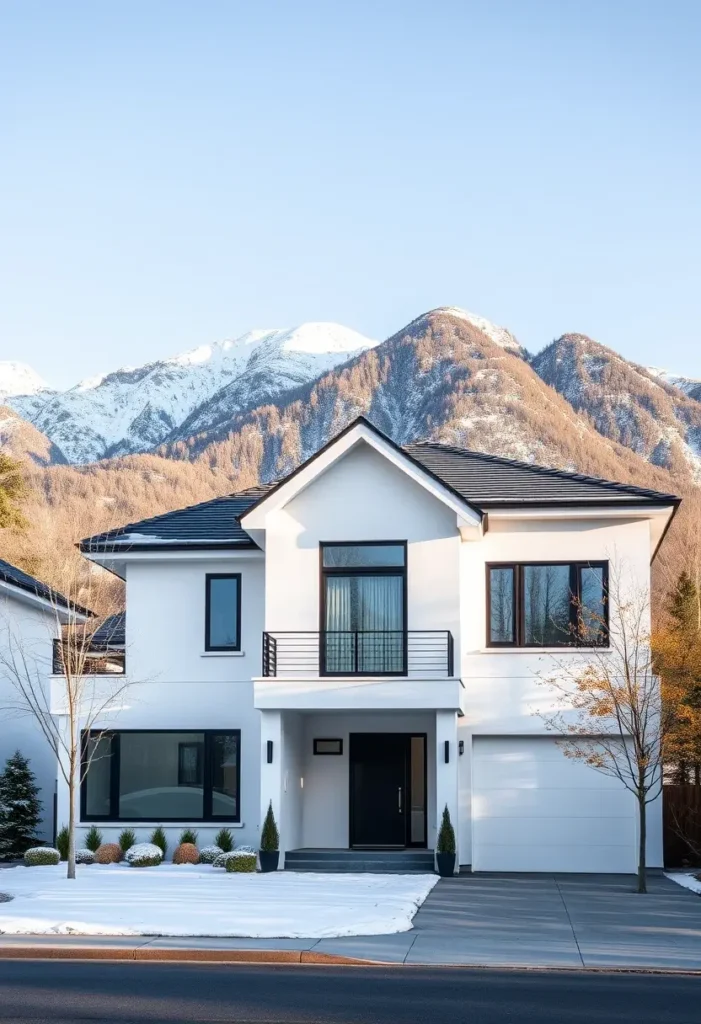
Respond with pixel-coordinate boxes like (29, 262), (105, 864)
(0, 863), (438, 937)
(0, 362), (49, 401)
(435, 307), (523, 352)
(665, 871), (701, 896)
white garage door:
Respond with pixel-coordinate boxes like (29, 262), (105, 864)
(472, 737), (636, 873)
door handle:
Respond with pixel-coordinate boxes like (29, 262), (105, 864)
(398, 787), (403, 813)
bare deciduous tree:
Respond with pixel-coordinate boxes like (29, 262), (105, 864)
(536, 563), (669, 894)
(0, 533), (130, 879)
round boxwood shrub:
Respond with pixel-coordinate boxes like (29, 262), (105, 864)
(224, 850), (257, 873)
(199, 844), (223, 865)
(24, 847), (60, 866)
(95, 843), (123, 865)
(126, 842), (163, 868)
(75, 848), (95, 865)
(172, 842), (199, 865)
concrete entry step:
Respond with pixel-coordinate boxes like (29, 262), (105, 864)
(284, 848), (435, 873)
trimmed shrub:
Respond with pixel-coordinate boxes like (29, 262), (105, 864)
(225, 850), (257, 873)
(56, 825), (69, 862)
(260, 802), (279, 852)
(213, 851), (240, 869)
(24, 846), (60, 866)
(126, 843), (163, 868)
(84, 825), (103, 853)
(436, 805), (456, 855)
(95, 843), (123, 864)
(214, 827), (234, 853)
(75, 848), (95, 865)
(172, 842), (199, 865)
(149, 826), (168, 858)
(178, 828), (198, 846)
(199, 845), (223, 865)
(118, 828), (137, 853)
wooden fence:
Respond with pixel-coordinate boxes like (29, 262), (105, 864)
(664, 785), (701, 867)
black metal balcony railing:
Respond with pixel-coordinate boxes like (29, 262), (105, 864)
(262, 630), (454, 678)
(52, 639), (126, 676)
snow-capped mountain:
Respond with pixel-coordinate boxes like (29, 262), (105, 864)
(6, 323), (377, 463)
(647, 367), (701, 403)
(0, 362), (50, 404)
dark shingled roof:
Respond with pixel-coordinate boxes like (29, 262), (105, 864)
(402, 442), (680, 507)
(80, 425), (679, 553)
(0, 558), (90, 615)
(80, 485), (272, 552)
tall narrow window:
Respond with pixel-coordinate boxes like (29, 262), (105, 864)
(487, 562), (608, 648)
(205, 574), (241, 651)
(321, 543), (406, 674)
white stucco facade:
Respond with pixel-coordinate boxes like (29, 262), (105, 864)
(48, 423), (676, 873)
(0, 583), (68, 842)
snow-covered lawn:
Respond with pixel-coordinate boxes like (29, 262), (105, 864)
(0, 863), (438, 938)
(665, 870), (701, 896)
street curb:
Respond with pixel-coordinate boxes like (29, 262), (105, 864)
(0, 946), (369, 966)
(0, 946), (700, 973)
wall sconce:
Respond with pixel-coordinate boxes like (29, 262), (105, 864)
(444, 740), (450, 763)
(266, 740), (273, 764)
(458, 740), (464, 756)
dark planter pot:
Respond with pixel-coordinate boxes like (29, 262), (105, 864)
(436, 852), (455, 877)
(259, 850), (280, 873)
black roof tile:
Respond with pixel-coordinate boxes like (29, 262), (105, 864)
(403, 442), (679, 507)
(81, 426), (679, 552)
(0, 558), (90, 614)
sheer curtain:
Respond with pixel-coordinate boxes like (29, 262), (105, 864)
(325, 574), (403, 672)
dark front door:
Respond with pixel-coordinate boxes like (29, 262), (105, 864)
(349, 733), (426, 848)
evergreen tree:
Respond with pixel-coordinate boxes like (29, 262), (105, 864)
(0, 751), (42, 860)
(669, 572), (698, 633)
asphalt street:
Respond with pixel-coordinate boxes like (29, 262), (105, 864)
(0, 961), (699, 1023)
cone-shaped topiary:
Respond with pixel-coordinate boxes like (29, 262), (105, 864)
(0, 751), (42, 860)
(56, 825), (69, 862)
(149, 826), (168, 857)
(178, 827), (198, 846)
(214, 827), (233, 853)
(260, 802), (279, 852)
(84, 825), (103, 853)
(118, 828), (137, 853)
(436, 805), (456, 855)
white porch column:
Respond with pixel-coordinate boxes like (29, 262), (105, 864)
(435, 710), (459, 871)
(259, 710), (284, 855)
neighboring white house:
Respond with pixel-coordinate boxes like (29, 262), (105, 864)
(55, 418), (680, 873)
(0, 559), (90, 842)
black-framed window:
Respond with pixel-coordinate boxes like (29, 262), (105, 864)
(487, 562), (609, 647)
(81, 730), (240, 822)
(205, 574), (241, 651)
(320, 541), (407, 675)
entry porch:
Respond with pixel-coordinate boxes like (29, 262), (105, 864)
(259, 710), (460, 869)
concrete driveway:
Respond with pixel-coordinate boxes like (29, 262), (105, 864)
(313, 873), (701, 970)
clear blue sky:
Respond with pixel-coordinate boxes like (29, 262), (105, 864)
(1, 0), (699, 388)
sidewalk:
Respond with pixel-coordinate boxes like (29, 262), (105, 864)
(1, 874), (701, 972)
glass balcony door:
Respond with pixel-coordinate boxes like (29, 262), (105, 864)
(321, 543), (406, 675)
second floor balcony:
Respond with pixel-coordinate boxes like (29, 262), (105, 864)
(262, 630), (454, 679)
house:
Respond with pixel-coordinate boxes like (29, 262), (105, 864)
(0, 558), (90, 842)
(57, 418), (680, 872)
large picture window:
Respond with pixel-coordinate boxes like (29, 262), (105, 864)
(81, 730), (240, 822)
(320, 542), (407, 675)
(205, 574), (241, 651)
(487, 562), (608, 648)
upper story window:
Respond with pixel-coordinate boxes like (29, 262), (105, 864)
(321, 542), (407, 675)
(205, 573), (241, 652)
(487, 562), (608, 648)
